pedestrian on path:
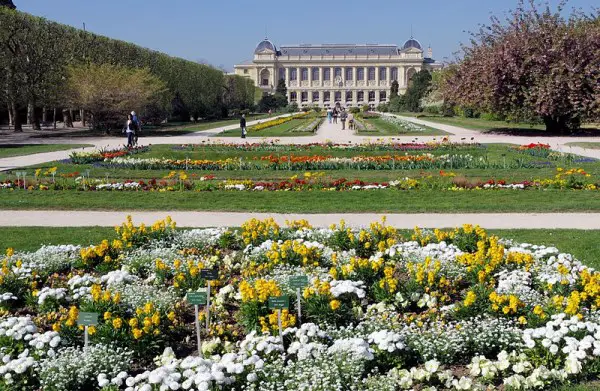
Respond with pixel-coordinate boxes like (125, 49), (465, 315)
(340, 108), (348, 130)
(131, 111), (141, 146)
(125, 114), (136, 148)
(240, 114), (247, 139)
(348, 112), (354, 130)
(327, 108), (333, 123)
(333, 108), (338, 124)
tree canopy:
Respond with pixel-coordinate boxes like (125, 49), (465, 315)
(442, 0), (600, 132)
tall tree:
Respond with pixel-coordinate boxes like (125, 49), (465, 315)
(276, 79), (287, 96)
(390, 80), (399, 97)
(0, 0), (15, 9)
(443, 0), (600, 133)
(403, 70), (432, 112)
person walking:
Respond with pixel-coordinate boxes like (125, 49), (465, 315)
(131, 111), (141, 146)
(327, 108), (332, 124)
(340, 108), (348, 130)
(348, 111), (354, 130)
(240, 114), (247, 139)
(125, 114), (136, 148)
(333, 108), (338, 124)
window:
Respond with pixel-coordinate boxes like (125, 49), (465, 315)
(312, 91), (320, 101)
(345, 91), (353, 101)
(301, 68), (308, 81)
(312, 68), (319, 81)
(357, 68), (364, 81)
(334, 67), (342, 78)
(279, 68), (285, 80)
(380, 91), (387, 102)
(379, 67), (387, 81)
(357, 91), (364, 101)
(290, 92), (297, 102)
(391, 67), (398, 81)
(323, 68), (331, 81)
(261, 78), (269, 86)
(345, 68), (353, 80)
(290, 69), (297, 80)
(368, 67), (375, 81)
(243, 69), (248, 74)
(368, 91), (375, 102)
(301, 92), (308, 102)
(334, 91), (342, 102)
(323, 91), (331, 101)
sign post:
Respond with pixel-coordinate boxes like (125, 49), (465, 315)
(187, 291), (207, 356)
(268, 296), (290, 349)
(200, 268), (218, 331)
(77, 312), (98, 350)
(289, 276), (309, 324)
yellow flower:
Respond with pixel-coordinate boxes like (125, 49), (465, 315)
(112, 318), (123, 329)
(132, 328), (143, 339)
(129, 318), (138, 328)
(463, 291), (477, 307)
(104, 312), (112, 321)
(330, 300), (341, 311)
(88, 326), (97, 335)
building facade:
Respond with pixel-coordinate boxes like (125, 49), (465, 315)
(234, 38), (442, 108)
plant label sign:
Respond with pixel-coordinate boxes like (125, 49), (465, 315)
(289, 275), (309, 289)
(200, 268), (218, 280)
(77, 312), (98, 326)
(268, 296), (290, 310)
(187, 291), (207, 306)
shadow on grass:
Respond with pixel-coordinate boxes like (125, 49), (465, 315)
(483, 127), (600, 137)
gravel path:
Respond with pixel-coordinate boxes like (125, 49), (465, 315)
(0, 210), (599, 229)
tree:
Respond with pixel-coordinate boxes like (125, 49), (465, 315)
(0, 0), (15, 9)
(390, 80), (399, 97)
(276, 79), (287, 96)
(403, 70), (432, 112)
(65, 63), (168, 132)
(442, 0), (600, 133)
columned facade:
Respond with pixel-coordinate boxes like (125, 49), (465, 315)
(234, 38), (442, 108)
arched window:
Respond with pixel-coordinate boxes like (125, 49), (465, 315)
(301, 68), (308, 81)
(368, 91), (375, 101)
(312, 91), (320, 101)
(323, 68), (331, 81)
(391, 67), (398, 81)
(368, 67), (375, 81)
(380, 91), (387, 102)
(357, 91), (364, 101)
(357, 68), (364, 81)
(290, 69), (297, 80)
(290, 92), (297, 101)
(345, 91), (353, 101)
(279, 68), (285, 81)
(345, 68), (353, 80)
(301, 92), (308, 102)
(312, 68), (319, 81)
(379, 67), (387, 81)
(334, 67), (342, 78)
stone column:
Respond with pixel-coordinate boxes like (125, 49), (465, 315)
(386, 66), (391, 86)
(400, 66), (405, 87)
(375, 66), (380, 85)
(330, 67), (334, 83)
(342, 66), (346, 84)
(285, 68), (290, 83)
(308, 67), (312, 85)
(319, 67), (324, 86)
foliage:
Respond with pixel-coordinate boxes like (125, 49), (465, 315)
(403, 70), (432, 112)
(442, 0), (600, 133)
(390, 80), (399, 97)
(65, 63), (168, 132)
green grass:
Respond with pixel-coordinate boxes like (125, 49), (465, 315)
(0, 144), (92, 158)
(217, 117), (318, 137)
(554, 382), (600, 391)
(140, 114), (271, 136)
(357, 117), (448, 136)
(1, 226), (116, 251)
(566, 142), (600, 150)
(1, 190), (600, 212)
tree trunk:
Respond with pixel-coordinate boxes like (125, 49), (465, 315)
(32, 110), (41, 130)
(42, 107), (47, 123)
(53, 107), (57, 129)
(69, 109), (74, 125)
(80, 109), (86, 127)
(62, 108), (73, 128)
(11, 102), (22, 132)
(27, 102), (33, 125)
(7, 103), (12, 127)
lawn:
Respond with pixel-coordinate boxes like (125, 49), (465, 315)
(1, 190), (600, 213)
(217, 115), (320, 137)
(139, 113), (271, 136)
(357, 116), (449, 136)
(0, 143), (92, 158)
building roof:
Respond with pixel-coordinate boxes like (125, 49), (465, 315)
(255, 39), (277, 54)
(402, 39), (423, 51)
(278, 44), (402, 56)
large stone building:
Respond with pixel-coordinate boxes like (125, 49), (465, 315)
(234, 37), (442, 108)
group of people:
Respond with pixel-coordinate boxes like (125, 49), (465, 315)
(327, 106), (354, 130)
(124, 111), (141, 148)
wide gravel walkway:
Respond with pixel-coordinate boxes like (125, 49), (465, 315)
(0, 211), (599, 229)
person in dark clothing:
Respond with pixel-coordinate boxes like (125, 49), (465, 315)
(240, 114), (247, 138)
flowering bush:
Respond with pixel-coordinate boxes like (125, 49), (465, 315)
(1, 216), (600, 390)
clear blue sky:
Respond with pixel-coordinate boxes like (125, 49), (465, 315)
(16, 0), (597, 70)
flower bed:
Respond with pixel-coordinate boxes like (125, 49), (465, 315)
(380, 115), (429, 132)
(1, 216), (600, 390)
(248, 113), (309, 132)
(69, 146), (149, 164)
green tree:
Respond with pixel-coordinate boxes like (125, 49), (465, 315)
(65, 63), (168, 132)
(390, 80), (399, 97)
(403, 70), (432, 112)
(276, 79), (287, 96)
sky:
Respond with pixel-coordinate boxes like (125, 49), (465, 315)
(15, 0), (598, 71)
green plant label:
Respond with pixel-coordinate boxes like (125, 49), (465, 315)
(77, 312), (99, 326)
(200, 268), (218, 280)
(268, 296), (290, 309)
(289, 275), (309, 289)
(187, 291), (207, 305)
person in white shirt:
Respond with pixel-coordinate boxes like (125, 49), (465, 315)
(125, 114), (135, 148)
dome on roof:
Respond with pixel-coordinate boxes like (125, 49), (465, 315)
(402, 39), (422, 51)
(255, 39), (276, 54)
